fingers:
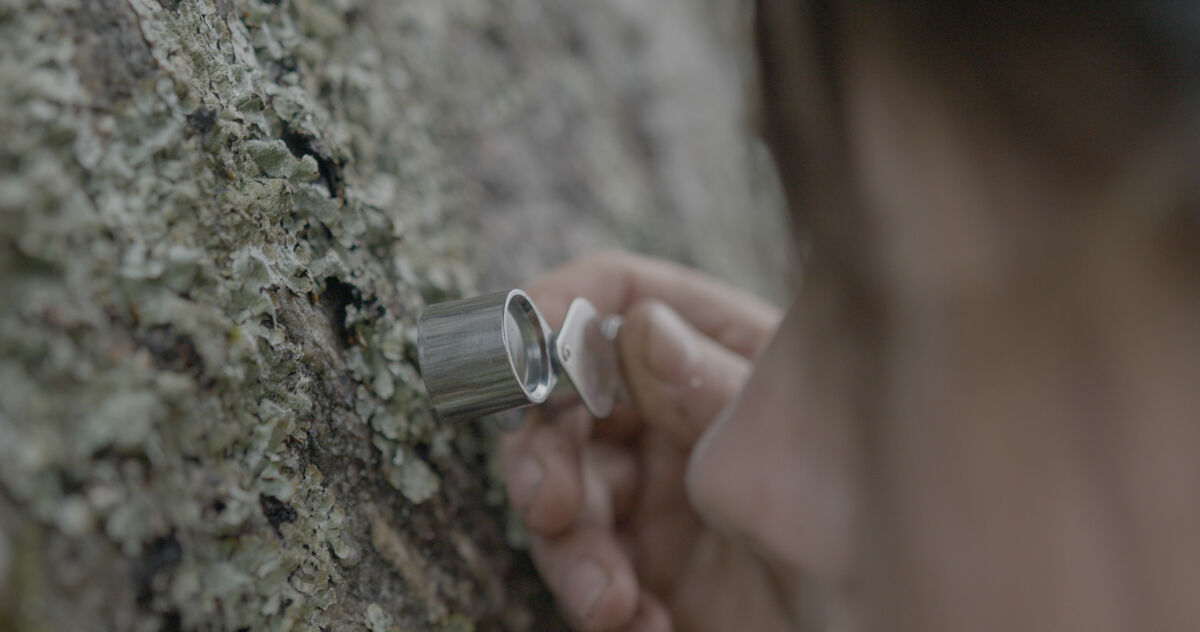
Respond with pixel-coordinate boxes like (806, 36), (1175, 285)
(526, 250), (781, 359)
(502, 250), (767, 534)
(586, 442), (639, 523)
(500, 251), (764, 630)
(529, 541), (675, 632)
(500, 406), (640, 534)
(526, 445), (642, 630)
(622, 590), (673, 632)
(499, 299), (747, 628)
(500, 405), (591, 534)
(619, 300), (753, 446)
(529, 527), (640, 631)
(502, 413), (646, 629)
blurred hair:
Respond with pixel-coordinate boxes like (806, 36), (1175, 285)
(755, 0), (1200, 278)
(872, 2), (1198, 173)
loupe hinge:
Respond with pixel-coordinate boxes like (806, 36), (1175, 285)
(551, 299), (623, 419)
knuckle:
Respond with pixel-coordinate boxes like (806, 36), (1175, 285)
(621, 298), (668, 340)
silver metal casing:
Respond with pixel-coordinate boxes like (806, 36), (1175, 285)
(417, 289), (556, 422)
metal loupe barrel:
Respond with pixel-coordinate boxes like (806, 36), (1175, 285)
(417, 289), (556, 422)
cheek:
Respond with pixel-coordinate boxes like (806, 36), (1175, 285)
(686, 325), (861, 582)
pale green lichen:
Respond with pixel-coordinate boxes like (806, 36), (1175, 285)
(246, 139), (302, 179)
(366, 603), (393, 632)
(0, 0), (788, 629)
(377, 439), (441, 505)
(1, 0), (466, 627)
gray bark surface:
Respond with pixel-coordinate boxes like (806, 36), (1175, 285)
(0, 0), (788, 630)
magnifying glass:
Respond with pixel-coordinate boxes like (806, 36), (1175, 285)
(417, 290), (624, 425)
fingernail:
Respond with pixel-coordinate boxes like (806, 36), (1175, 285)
(646, 304), (699, 385)
(565, 560), (609, 618)
(510, 458), (543, 510)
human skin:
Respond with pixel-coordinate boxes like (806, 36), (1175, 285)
(499, 16), (1200, 632)
(500, 250), (798, 630)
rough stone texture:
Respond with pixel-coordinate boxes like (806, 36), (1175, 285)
(0, 0), (789, 630)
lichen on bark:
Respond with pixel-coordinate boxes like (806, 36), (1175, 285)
(0, 0), (788, 630)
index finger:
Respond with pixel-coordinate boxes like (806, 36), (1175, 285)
(526, 250), (782, 359)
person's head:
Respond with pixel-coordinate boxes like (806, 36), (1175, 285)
(688, 2), (1200, 628)
(756, 1), (1200, 292)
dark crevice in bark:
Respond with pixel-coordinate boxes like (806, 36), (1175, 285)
(135, 533), (182, 606)
(319, 276), (360, 348)
(185, 107), (217, 138)
(280, 124), (345, 200)
(317, 276), (385, 350)
(137, 325), (206, 377)
(259, 494), (298, 537)
(158, 611), (182, 632)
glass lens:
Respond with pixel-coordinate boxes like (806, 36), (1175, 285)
(504, 297), (546, 393)
(504, 307), (528, 384)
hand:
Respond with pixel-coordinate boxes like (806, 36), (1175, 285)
(499, 251), (787, 631)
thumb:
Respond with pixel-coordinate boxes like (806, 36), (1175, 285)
(617, 299), (752, 446)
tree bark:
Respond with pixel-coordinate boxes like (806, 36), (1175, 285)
(0, 0), (788, 630)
